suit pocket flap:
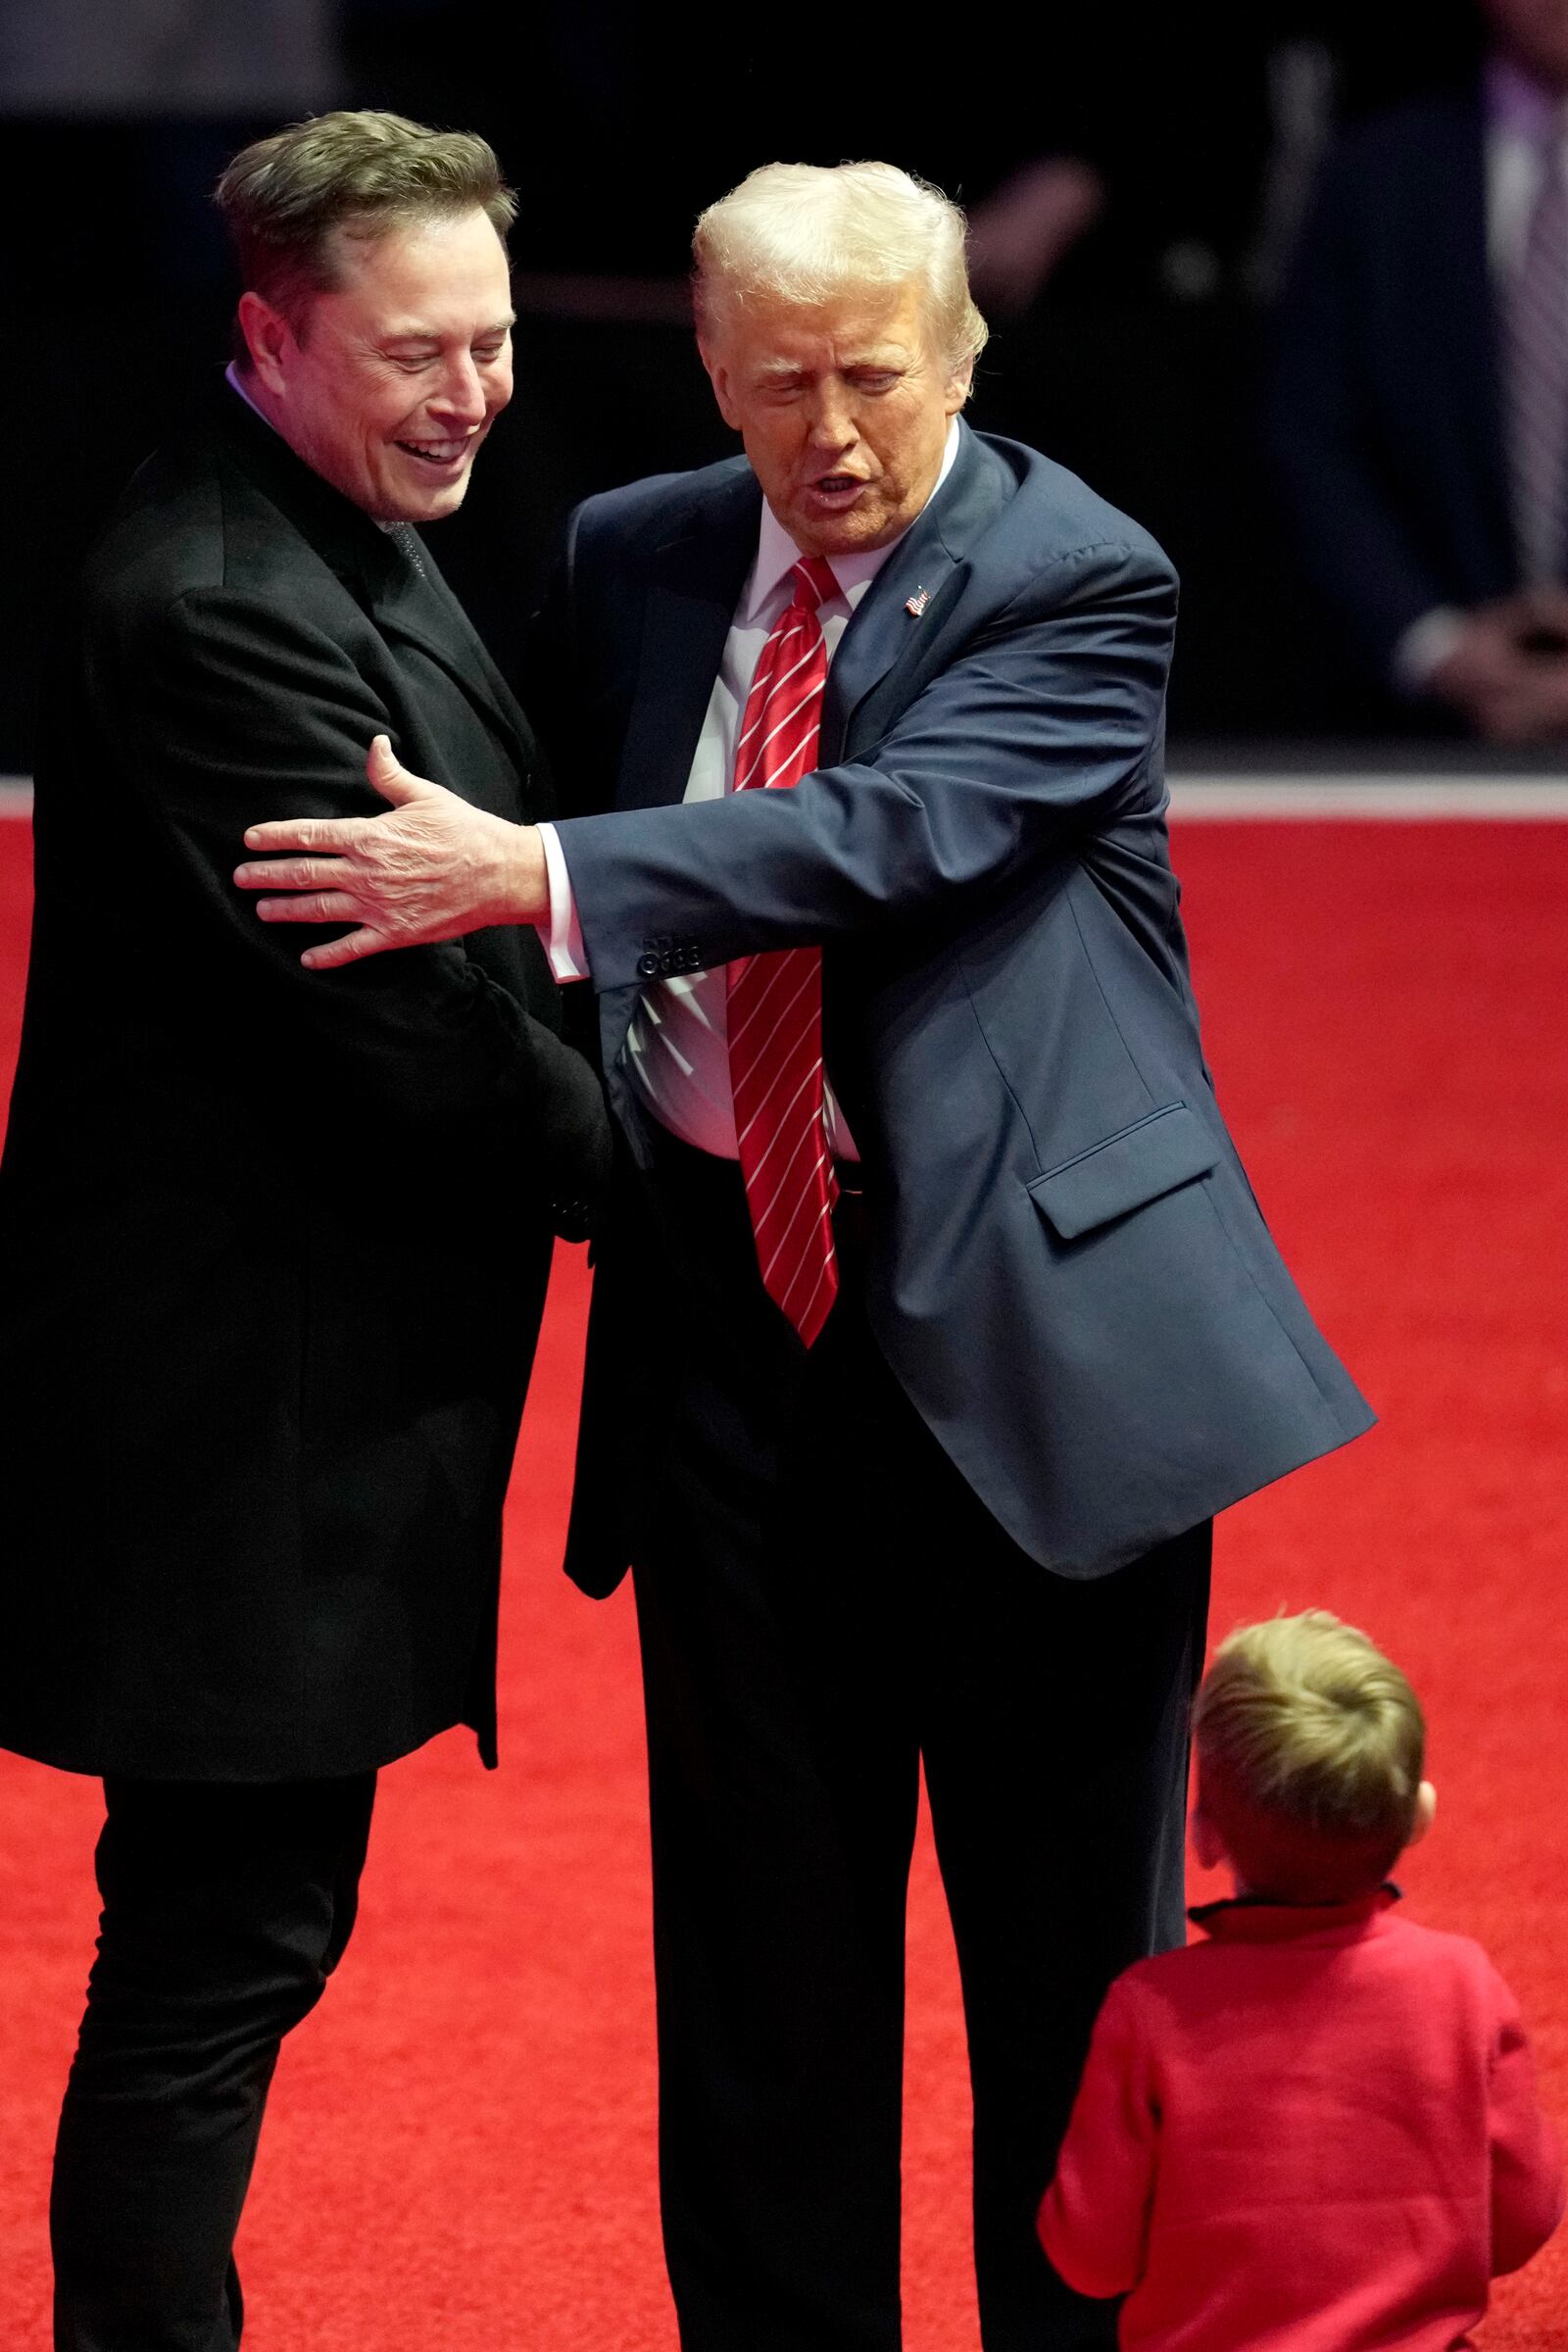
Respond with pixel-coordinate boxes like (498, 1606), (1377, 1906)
(1027, 1104), (1218, 1241)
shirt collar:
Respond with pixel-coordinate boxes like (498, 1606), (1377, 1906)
(742, 416), (961, 626)
(225, 360), (276, 431)
(1188, 1882), (1401, 1944)
(225, 361), (402, 536)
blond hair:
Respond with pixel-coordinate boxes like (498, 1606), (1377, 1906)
(1193, 1611), (1426, 1901)
(692, 160), (989, 381)
(215, 110), (514, 356)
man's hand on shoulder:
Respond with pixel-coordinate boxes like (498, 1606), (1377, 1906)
(234, 736), (550, 968)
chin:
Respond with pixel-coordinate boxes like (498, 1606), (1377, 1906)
(798, 509), (889, 556)
(402, 480), (472, 525)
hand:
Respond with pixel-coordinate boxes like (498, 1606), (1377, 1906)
(1430, 593), (1568, 745)
(234, 735), (550, 968)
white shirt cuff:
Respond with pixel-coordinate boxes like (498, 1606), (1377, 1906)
(1392, 607), (1467, 695)
(535, 821), (590, 982)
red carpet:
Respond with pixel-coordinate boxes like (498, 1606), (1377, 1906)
(0, 814), (1564, 2348)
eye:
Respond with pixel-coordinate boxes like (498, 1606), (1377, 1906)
(472, 341), (508, 365)
(851, 370), (900, 392)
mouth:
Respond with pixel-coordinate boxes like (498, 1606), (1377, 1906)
(806, 471), (867, 508)
(395, 437), (475, 470)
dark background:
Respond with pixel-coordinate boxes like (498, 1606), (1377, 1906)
(0, 1), (1495, 770)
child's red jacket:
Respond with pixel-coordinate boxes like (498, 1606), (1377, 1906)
(1038, 1887), (1563, 2349)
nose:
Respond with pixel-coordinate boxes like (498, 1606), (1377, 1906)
(805, 379), (857, 452)
(430, 350), (489, 427)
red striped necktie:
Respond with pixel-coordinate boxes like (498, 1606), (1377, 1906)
(727, 554), (840, 1347)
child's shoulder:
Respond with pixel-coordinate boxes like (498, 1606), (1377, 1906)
(1112, 1907), (1509, 2008)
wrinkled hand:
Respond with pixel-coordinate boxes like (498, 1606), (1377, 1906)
(1430, 591), (1568, 746)
(234, 735), (549, 968)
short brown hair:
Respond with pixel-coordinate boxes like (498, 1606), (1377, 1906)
(1193, 1610), (1426, 1902)
(215, 110), (515, 357)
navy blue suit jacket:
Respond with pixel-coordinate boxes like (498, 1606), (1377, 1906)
(1267, 88), (1518, 684)
(534, 423), (1373, 1590)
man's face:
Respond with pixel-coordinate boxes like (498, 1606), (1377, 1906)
(245, 207), (514, 523)
(1484, 0), (1568, 88)
(701, 278), (972, 557)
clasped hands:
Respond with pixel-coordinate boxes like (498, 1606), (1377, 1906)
(233, 735), (548, 967)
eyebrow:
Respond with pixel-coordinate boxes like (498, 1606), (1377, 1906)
(755, 349), (906, 382)
(381, 317), (516, 345)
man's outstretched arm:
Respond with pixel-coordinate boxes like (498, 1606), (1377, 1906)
(236, 533), (1175, 974)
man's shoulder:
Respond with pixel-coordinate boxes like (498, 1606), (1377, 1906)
(567, 455), (758, 559)
(562, 431), (1173, 609)
(78, 408), (354, 652)
(964, 429), (1173, 581)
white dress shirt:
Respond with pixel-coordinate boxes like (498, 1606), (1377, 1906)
(537, 419), (960, 1160)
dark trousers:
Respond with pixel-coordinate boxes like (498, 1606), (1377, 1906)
(629, 1137), (1210, 2352)
(51, 1772), (377, 2352)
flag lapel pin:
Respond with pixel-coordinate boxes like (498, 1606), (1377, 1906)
(905, 586), (930, 617)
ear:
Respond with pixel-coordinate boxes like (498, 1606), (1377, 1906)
(1190, 1800), (1226, 1873)
(1406, 1781), (1438, 1847)
(944, 355), (975, 416)
(238, 291), (294, 398)
(699, 336), (743, 433)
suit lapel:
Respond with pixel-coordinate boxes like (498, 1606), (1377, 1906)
(823, 423), (1005, 759)
(372, 551), (537, 774)
(207, 389), (537, 771)
(615, 467), (760, 811)
(597, 466), (758, 1139)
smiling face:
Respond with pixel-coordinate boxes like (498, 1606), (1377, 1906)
(700, 278), (973, 557)
(239, 206), (514, 522)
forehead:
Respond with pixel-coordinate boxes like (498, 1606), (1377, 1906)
(720, 279), (930, 369)
(323, 208), (513, 324)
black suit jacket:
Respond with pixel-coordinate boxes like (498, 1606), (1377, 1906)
(1267, 86), (1519, 685)
(0, 386), (610, 1781)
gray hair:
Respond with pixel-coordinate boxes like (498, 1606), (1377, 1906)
(693, 160), (989, 380)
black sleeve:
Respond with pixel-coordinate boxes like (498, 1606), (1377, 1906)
(112, 583), (612, 1225)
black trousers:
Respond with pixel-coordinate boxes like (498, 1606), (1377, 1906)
(50, 1771), (377, 2352)
(630, 1137), (1210, 2352)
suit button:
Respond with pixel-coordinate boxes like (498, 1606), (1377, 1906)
(636, 953), (661, 978)
(657, 953), (676, 976)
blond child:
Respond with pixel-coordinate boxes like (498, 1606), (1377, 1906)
(1038, 1610), (1563, 2348)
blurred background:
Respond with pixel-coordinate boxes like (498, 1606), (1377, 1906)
(4, 0), (1567, 774)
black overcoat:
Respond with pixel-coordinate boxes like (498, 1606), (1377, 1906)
(0, 386), (610, 1781)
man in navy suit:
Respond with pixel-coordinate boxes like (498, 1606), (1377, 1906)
(1269, 0), (1568, 742)
(239, 161), (1373, 2351)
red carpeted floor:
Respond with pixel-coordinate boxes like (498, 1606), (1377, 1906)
(0, 814), (1564, 2348)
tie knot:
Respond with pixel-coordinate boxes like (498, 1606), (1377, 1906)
(790, 556), (838, 614)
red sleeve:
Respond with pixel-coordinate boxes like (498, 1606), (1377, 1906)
(1037, 1976), (1158, 2297)
(1487, 1971), (1566, 2276)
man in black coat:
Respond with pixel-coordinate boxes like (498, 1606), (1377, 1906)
(0, 111), (609, 2350)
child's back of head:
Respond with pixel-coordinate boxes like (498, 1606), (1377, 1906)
(1192, 1608), (1425, 1903)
